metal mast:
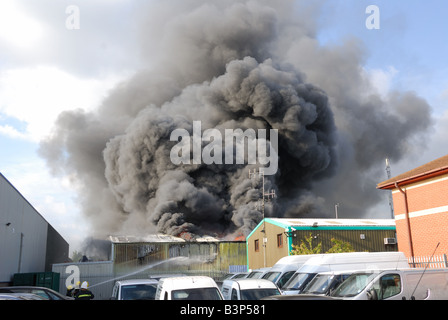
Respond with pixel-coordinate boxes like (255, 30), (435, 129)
(249, 168), (276, 268)
(385, 158), (395, 219)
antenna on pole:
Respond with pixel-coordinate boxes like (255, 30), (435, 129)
(385, 158), (395, 219)
(249, 167), (276, 268)
(410, 242), (440, 300)
(249, 168), (276, 220)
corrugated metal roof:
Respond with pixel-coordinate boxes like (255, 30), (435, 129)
(266, 218), (395, 228)
(108, 234), (221, 243)
(108, 234), (185, 243)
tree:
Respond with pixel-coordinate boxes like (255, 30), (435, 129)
(290, 234), (354, 255)
(290, 234), (322, 255)
(326, 238), (355, 253)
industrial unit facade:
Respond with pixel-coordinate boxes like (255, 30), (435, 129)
(0, 172), (69, 285)
(54, 235), (247, 299)
(378, 154), (448, 261)
(247, 218), (397, 269)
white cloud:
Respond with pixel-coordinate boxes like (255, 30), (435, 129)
(0, 1), (45, 49)
(0, 66), (122, 141)
(0, 124), (29, 140)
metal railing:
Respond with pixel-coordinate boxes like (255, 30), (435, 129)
(408, 254), (448, 268)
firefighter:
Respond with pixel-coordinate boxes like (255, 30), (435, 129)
(74, 281), (95, 300)
(66, 285), (74, 297)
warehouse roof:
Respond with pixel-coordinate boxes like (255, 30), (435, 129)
(377, 154), (448, 190)
(265, 218), (395, 229)
(247, 218), (395, 239)
(108, 234), (221, 243)
(109, 234), (186, 243)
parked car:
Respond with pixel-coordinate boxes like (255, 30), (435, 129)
(110, 279), (159, 300)
(261, 294), (336, 300)
(0, 286), (73, 300)
(331, 268), (448, 300)
(246, 267), (270, 279)
(261, 255), (315, 289)
(221, 279), (281, 300)
(0, 293), (47, 300)
(155, 276), (223, 300)
(222, 272), (249, 280)
(282, 252), (409, 295)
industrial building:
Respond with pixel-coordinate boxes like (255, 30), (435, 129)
(378, 154), (448, 264)
(247, 218), (397, 269)
(0, 172), (69, 286)
(53, 234), (246, 299)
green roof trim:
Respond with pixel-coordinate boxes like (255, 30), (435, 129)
(246, 218), (396, 238)
(289, 226), (396, 230)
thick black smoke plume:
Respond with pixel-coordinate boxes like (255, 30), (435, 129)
(39, 1), (432, 240)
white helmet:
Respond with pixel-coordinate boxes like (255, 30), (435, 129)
(81, 281), (89, 289)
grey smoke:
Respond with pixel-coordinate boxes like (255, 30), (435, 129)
(39, 0), (432, 240)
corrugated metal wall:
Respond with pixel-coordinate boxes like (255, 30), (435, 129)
(53, 241), (247, 299)
(113, 241), (247, 279)
(291, 229), (398, 253)
(53, 261), (114, 300)
(1, 174), (48, 283)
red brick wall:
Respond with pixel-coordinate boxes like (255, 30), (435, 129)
(392, 174), (448, 258)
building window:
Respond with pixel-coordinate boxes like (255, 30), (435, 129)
(277, 234), (283, 248)
(254, 239), (259, 252)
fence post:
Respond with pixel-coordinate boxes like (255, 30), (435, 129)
(443, 254), (448, 268)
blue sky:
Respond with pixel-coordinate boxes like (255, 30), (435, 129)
(316, 1), (448, 113)
(0, 1), (447, 253)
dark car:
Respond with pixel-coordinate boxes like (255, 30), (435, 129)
(0, 286), (73, 300)
(0, 293), (47, 300)
(261, 294), (338, 300)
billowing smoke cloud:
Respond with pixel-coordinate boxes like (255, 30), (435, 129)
(39, 0), (432, 240)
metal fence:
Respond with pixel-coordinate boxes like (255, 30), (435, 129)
(408, 254), (448, 268)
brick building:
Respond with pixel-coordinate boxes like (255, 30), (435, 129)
(377, 154), (448, 261)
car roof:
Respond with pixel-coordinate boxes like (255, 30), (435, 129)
(0, 286), (71, 299)
(0, 286), (61, 294)
(159, 276), (218, 289)
(0, 293), (47, 300)
(115, 279), (159, 285)
(224, 278), (278, 289)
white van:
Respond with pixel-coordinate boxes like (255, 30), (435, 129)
(246, 267), (271, 279)
(332, 268), (448, 300)
(155, 276), (223, 300)
(261, 255), (319, 289)
(300, 270), (356, 296)
(221, 279), (281, 300)
(282, 252), (409, 295)
(110, 279), (159, 300)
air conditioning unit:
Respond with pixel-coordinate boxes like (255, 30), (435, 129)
(384, 238), (397, 245)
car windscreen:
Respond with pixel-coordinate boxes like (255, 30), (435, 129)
(240, 288), (280, 300)
(277, 271), (296, 289)
(171, 287), (222, 300)
(262, 271), (281, 282)
(302, 274), (334, 294)
(283, 273), (316, 292)
(247, 272), (263, 279)
(121, 284), (158, 300)
(332, 273), (376, 297)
